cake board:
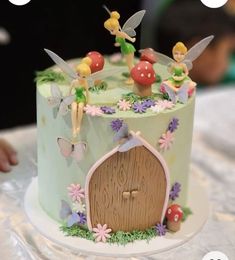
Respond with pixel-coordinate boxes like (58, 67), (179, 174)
(24, 175), (209, 259)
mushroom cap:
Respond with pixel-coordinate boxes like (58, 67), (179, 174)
(130, 61), (156, 86)
(140, 48), (158, 64)
(86, 51), (104, 73)
(166, 204), (183, 222)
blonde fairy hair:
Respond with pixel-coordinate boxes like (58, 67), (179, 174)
(76, 57), (92, 77)
(173, 42), (188, 55)
(104, 11), (120, 31)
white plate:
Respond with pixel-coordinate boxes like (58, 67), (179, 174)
(24, 176), (209, 258)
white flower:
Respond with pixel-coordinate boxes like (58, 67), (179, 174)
(150, 104), (165, 113)
(72, 202), (86, 213)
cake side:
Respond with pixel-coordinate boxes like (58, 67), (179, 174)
(36, 63), (195, 224)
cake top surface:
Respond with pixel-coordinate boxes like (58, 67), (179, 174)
(37, 56), (195, 119)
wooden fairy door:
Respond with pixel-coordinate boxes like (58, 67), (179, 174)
(88, 146), (168, 232)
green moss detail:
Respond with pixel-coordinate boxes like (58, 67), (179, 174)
(155, 74), (162, 83)
(122, 92), (162, 104)
(89, 81), (108, 93)
(182, 207), (193, 222)
(35, 69), (66, 84)
(122, 72), (130, 78)
(61, 225), (157, 245)
(61, 225), (95, 241)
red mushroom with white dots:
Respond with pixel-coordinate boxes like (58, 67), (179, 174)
(165, 204), (183, 232)
(130, 60), (156, 97)
(139, 48), (158, 64)
(86, 51), (105, 73)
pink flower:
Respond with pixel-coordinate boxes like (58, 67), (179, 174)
(156, 100), (174, 109)
(92, 224), (112, 243)
(67, 184), (85, 203)
(160, 84), (166, 94)
(84, 105), (103, 116)
(117, 99), (132, 111)
(188, 87), (195, 97)
(158, 131), (174, 151)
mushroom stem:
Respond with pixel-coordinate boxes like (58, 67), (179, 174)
(133, 83), (152, 97)
(167, 220), (181, 232)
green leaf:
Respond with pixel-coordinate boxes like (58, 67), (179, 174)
(182, 207), (193, 222)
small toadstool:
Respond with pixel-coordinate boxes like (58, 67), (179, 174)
(139, 48), (158, 64)
(165, 204), (183, 232)
(130, 61), (156, 97)
(86, 51), (104, 73)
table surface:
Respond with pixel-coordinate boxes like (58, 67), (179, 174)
(0, 88), (235, 260)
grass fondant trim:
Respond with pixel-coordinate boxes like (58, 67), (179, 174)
(35, 69), (66, 84)
(60, 225), (156, 245)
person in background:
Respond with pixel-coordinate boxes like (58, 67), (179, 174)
(153, 0), (235, 86)
(0, 139), (18, 173)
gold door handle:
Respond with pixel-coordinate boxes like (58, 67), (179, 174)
(131, 190), (139, 198)
(122, 191), (131, 199)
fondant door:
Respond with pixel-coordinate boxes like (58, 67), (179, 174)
(88, 146), (167, 232)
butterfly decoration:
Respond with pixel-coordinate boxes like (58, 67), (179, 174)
(139, 35), (214, 71)
(57, 137), (87, 162)
(103, 5), (146, 38)
(163, 83), (189, 104)
(47, 84), (75, 116)
(113, 123), (142, 152)
(44, 49), (125, 88)
(60, 200), (80, 227)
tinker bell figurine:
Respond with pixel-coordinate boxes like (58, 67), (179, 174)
(104, 6), (146, 85)
(44, 49), (124, 139)
(144, 35), (214, 103)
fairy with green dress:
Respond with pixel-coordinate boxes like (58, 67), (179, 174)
(140, 36), (214, 103)
(45, 49), (124, 139)
(104, 6), (146, 84)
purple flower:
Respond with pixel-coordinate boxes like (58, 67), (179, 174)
(169, 182), (181, 200)
(78, 212), (87, 225)
(110, 119), (123, 132)
(168, 118), (179, 133)
(132, 102), (147, 113)
(100, 106), (116, 114)
(142, 99), (156, 108)
(155, 223), (167, 236)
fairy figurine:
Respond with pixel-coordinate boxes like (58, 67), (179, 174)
(142, 36), (214, 103)
(44, 49), (124, 138)
(104, 6), (146, 85)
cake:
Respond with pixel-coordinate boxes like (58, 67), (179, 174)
(35, 8), (213, 245)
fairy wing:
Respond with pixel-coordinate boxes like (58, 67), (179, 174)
(44, 49), (78, 80)
(58, 95), (75, 116)
(60, 200), (72, 220)
(47, 84), (62, 107)
(122, 10), (146, 37)
(67, 212), (80, 227)
(118, 136), (142, 152)
(89, 67), (126, 83)
(113, 123), (129, 143)
(71, 142), (87, 162)
(57, 137), (73, 157)
(177, 83), (189, 104)
(163, 84), (177, 104)
(184, 35), (214, 70)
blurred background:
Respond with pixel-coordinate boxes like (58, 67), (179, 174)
(0, 0), (234, 129)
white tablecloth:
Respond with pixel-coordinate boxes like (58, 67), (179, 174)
(0, 88), (235, 260)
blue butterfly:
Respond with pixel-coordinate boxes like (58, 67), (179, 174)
(163, 83), (189, 104)
(60, 200), (80, 227)
(113, 124), (142, 152)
